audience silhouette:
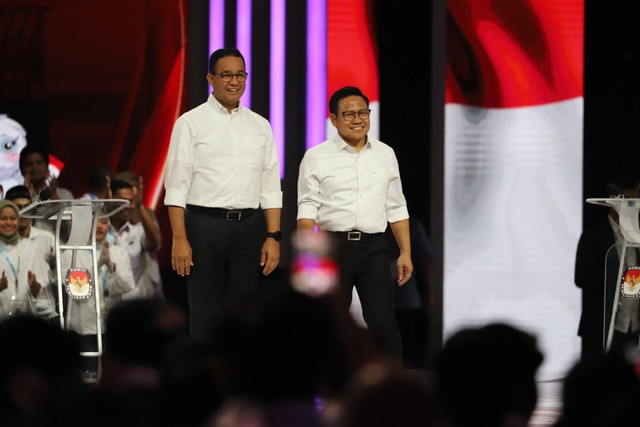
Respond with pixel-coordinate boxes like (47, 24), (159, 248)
(0, 314), (83, 426)
(434, 322), (544, 427)
(554, 350), (640, 427)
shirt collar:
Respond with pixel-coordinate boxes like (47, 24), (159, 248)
(333, 134), (370, 152)
(208, 93), (243, 115)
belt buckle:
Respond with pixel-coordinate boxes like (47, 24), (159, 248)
(347, 231), (362, 241)
(226, 210), (241, 221)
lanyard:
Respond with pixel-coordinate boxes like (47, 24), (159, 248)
(0, 243), (19, 289)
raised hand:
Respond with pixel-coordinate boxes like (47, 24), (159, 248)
(98, 240), (110, 268)
(98, 240), (115, 272)
(132, 176), (144, 210)
(0, 271), (8, 292)
(28, 271), (41, 297)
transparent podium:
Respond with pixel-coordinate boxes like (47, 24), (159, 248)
(20, 198), (129, 380)
(587, 197), (640, 352)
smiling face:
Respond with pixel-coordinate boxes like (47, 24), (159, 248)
(330, 95), (370, 149)
(0, 206), (19, 239)
(9, 197), (31, 235)
(96, 217), (110, 242)
(206, 55), (247, 112)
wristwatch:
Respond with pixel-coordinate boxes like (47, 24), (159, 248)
(266, 231), (282, 242)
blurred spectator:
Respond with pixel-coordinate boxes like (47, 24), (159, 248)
(554, 351), (640, 427)
(116, 170), (164, 298)
(0, 314), (83, 426)
(341, 367), (436, 427)
(0, 200), (56, 320)
(82, 165), (116, 200)
(4, 185), (58, 318)
(110, 179), (161, 300)
(434, 322), (544, 427)
(97, 298), (189, 426)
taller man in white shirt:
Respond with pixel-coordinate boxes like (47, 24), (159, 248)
(297, 86), (412, 364)
(164, 48), (282, 340)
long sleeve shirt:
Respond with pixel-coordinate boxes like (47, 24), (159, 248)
(164, 94), (282, 210)
(297, 135), (409, 233)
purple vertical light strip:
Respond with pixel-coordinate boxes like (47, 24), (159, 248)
(237, 0), (252, 109)
(271, 0), (286, 178)
(306, 0), (327, 149)
(209, 0), (225, 92)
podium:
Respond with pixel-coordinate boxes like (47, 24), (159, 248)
(586, 197), (640, 352)
(19, 199), (129, 378)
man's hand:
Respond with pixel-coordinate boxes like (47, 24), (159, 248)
(260, 238), (280, 275)
(396, 253), (413, 286)
(172, 237), (193, 276)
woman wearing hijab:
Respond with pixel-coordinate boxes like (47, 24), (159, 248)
(0, 199), (55, 319)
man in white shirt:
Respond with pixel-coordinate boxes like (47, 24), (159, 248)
(297, 86), (412, 363)
(164, 47), (282, 340)
(19, 145), (74, 239)
(109, 179), (159, 300)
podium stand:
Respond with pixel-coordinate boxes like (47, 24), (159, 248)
(19, 199), (129, 378)
(586, 197), (640, 352)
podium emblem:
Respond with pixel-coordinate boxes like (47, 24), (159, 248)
(621, 267), (640, 298)
(65, 268), (93, 300)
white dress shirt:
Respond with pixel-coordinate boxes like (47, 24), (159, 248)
(297, 135), (409, 233)
(0, 238), (55, 319)
(164, 94), (282, 210)
(111, 221), (146, 296)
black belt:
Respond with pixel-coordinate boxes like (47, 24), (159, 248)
(331, 230), (385, 241)
(186, 204), (257, 221)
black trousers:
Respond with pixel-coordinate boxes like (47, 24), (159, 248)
(333, 233), (402, 362)
(185, 208), (263, 340)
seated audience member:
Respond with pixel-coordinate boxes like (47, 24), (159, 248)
(0, 200), (56, 320)
(208, 285), (381, 427)
(61, 216), (135, 377)
(109, 179), (160, 300)
(341, 367), (436, 427)
(115, 170), (163, 298)
(434, 322), (544, 427)
(0, 314), (83, 426)
(553, 351), (640, 427)
(94, 298), (188, 426)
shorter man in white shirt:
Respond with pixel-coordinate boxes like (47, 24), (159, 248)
(297, 86), (413, 364)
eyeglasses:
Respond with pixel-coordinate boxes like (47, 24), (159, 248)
(339, 109), (371, 122)
(213, 72), (248, 82)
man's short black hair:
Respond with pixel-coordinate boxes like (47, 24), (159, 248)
(4, 185), (31, 201)
(19, 145), (49, 172)
(328, 86), (369, 115)
(209, 48), (245, 75)
(110, 179), (133, 195)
